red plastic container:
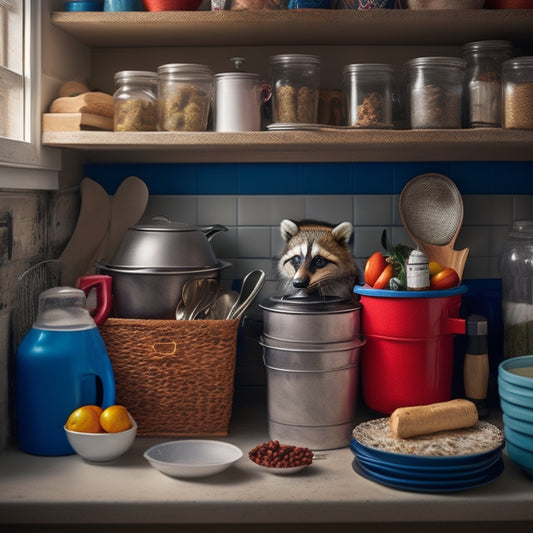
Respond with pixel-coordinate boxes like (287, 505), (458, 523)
(353, 285), (467, 414)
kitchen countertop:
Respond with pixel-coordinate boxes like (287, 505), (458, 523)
(1, 388), (533, 532)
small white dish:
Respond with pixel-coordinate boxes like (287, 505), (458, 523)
(144, 439), (243, 479)
(65, 417), (137, 463)
(253, 463), (309, 475)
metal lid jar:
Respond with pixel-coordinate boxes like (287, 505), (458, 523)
(503, 56), (533, 130)
(499, 220), (533, 358)
(405, 57), (465, 129)
(462, 40), (513, 128)
(343, 63), (394, 128)
(157, 63), (214, 131)
(113, 70), (157, 132)
(269, 54), (320, 124)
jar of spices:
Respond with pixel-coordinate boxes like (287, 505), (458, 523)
(500, 220), (533, 358)
(113, 71), (158, 132)
(503, 56), (533, 130)
(269, 54), (320, 124)
(405, 57), (465, 129)
(463, 40), (513, 128)
(406, 249), (430, 291)
(343, 63), (394, 129)
(157, 63), (214, 132)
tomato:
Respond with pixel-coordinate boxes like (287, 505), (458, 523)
(430, 267), (460, 290)
(373, 264), (394, 290)
(364, 251), (388, 287)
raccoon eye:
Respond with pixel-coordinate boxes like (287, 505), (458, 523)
(289, 256), (302, 269)
(312, 255), (330, 269)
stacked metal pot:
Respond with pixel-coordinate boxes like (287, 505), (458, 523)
(260, 291), (364, 450)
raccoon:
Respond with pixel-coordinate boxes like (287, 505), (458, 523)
(278, 219), (358, 300)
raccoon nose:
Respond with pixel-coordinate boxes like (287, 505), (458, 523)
(293, 276), (310, 288)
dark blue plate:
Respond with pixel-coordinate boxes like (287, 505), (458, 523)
(355, 449), (503, 481)
(350, 437), (504, 469)
(352, 457), (504, 493)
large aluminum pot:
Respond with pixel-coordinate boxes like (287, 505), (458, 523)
(259, 291), (361, 343)
(96, 221), (230, 319)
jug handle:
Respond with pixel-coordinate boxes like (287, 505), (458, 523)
(201, 224), (228, 241)
(75, 274), (113, 326)
(261, 83), (272, 104)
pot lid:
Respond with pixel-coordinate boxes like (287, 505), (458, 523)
(260, 290), (360, 314)
(107, 220), (227, 270)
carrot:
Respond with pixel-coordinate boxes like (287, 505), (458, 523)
(389, 399), (479, 439)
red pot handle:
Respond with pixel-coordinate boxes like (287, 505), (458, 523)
(75, 274), (112, 326)
(445, 316), (466, 336)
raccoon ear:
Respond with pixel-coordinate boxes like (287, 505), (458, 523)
(280, 219), (300, 242)
(331, 221), (353, 246)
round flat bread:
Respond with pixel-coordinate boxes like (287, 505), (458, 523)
(353, 418), (504, 457)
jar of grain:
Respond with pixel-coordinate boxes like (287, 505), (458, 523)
(503, 56), (533, 130)
(113, 71), (157, 132)
(405, 57), (465, 129)
(269, 54), (320, 124)
(343, 63), (394, 129)
(157, 63), (214, 132)
(500, 220), (533, 358)
(463, 40), (513, 128)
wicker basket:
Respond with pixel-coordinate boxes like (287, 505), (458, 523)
(99, 318), (240, 437)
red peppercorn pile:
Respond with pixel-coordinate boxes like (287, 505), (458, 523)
(248, 440), (313, 468)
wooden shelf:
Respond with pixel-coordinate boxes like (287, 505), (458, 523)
(41, 129), (533, 163)
(51, 9), (533, 48)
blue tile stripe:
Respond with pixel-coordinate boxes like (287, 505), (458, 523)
(85, 161), (533, 195)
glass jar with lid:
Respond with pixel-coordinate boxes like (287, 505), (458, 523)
(269, 54), (320, 124)
(343, 63), (394, 129)
(462, 40), (513, 128)
(499, 220), (533, 358)
(113, 70), (157, 132)
(503, 56), (533, 130)
(405, 57), (465, 129)
(157, 63), (214, 132)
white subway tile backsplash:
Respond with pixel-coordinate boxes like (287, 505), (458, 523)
(198, 195), (238, 226)
(143, 196), (198, 225)
(237, 227), (272, 258)
(304, 195), (353, 223)
(463, 195), (513, 226)
(354, 195), (393, 226)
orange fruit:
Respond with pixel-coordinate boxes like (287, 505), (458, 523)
(429, 261), (445, 277)
(65, 406), (102, 433)
(100, 405), (132, 433)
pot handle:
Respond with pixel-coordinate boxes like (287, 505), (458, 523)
(201, 224), (228, 241)
(75, 274), (113, 326)
(445, 316), (466, 336)
(261, 82), (272, 104)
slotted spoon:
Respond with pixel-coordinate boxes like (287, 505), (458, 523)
(399, 173), (469, 281)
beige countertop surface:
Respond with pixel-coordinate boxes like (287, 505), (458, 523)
(1, 388), (533, 530)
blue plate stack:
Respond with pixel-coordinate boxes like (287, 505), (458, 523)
(499, 355), (533, 478)
(350, 419), (505, 493)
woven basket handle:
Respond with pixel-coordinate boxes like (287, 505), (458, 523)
(152, 341), (177, 355)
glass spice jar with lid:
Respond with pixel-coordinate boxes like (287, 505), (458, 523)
(405, 57), (465, 129)
(269, 54), (320, 124)
(113, 70), (158, 132)
(503, 56), (533, 130)
(343, 63), (394, 129)
(499, 220), (533, 358)
(157, 63), (214, 132)
(462, 40), (513, 128)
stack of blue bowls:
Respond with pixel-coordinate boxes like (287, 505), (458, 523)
(498, 355), (533, 478)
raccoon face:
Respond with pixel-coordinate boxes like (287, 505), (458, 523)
(282, 242), (341, 290)
(278, 219), (358, 297)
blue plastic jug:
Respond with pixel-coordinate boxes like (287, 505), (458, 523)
(16, 286), (115, 456)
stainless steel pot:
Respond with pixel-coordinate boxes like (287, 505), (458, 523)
(95, 221), (230, 319)
(259, 291), (361, 343)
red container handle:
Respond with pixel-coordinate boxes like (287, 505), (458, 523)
(445, 316), (466, 336)
(75, 274), (112, 326)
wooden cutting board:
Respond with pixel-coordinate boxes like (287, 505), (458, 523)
(42, 113), (113, 132)
(49, 91), (114, 118)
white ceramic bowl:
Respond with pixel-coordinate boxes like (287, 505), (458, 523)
(144, 439), (243, 479)
(65, 418), (137, 462)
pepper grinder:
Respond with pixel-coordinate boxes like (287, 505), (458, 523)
(463, 314), (489, 418)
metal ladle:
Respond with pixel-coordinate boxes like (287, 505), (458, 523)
(227, 269), (266, 320)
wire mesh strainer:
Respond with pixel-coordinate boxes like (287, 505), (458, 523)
(399, 173), (469, 280)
